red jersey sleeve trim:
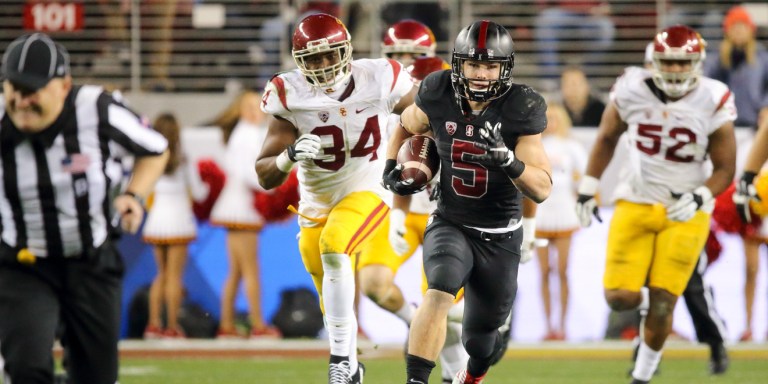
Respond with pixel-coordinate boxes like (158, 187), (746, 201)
(387, 59), (402, 93)
(270, 76), (290, 112)
(714, 90), (732, 115)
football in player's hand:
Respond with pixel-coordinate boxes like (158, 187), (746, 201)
(396, 135), (440, 190)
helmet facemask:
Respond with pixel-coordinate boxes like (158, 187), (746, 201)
(451, 55), (513, 102)
(651, 52), (703, 98)
(293, 39), (353, 88)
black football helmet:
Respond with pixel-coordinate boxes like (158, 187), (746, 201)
(451, 20), (514, 102)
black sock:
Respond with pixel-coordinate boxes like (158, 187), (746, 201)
(330, 354), (348, 364)
(406, 354), (435, 383)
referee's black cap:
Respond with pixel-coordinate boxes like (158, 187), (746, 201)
(2, 33), (70, 92)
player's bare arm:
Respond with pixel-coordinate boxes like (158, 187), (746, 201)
(255, 115), (298, 189)
(704, 121), (737, 196)
(585, 101), (628, 178)
(513, 133), (552, 203)
(387, 104), (430, 159)
(743, 118), (768, 173)
(392, 86), (418, 115)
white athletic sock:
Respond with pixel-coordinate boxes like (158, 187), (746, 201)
(347, 315), (359, 375)
(638, 287), (649, 316)
(447, 300), (464, 323)
(321, 253), (356, 365)
(632, 341), (662, 381)
(395, 302), (416, 325)
(440, 321), (469, 380)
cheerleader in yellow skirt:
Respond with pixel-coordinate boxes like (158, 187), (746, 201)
(142, 113), (210, 338)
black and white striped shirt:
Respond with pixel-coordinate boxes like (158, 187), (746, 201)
(0, 85), (167, 258)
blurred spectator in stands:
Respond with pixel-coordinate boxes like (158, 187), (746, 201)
(533, 1), (615, 84)
(96, 0), (130, 62)
(535, 103), (588, 341)
(704, 5), (768, 130)
(144, 0), (181, 92)
(663, 1), (731, 42)
(256, 1), (339, 90)
(560, 66), (605, 127)
(142, 113), (210, 339)
(208, 90), (280, 338)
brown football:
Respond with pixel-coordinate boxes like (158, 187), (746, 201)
(396, 135), (440, 189)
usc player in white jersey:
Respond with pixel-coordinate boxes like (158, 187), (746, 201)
(575, 25), (736, 384)
(256, 13), (415, 384)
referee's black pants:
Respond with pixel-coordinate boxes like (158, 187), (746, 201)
(0, 242), (123, 384)
(683, 254), (726, 346)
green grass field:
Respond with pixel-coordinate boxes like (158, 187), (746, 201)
(117, 356), (768, 384)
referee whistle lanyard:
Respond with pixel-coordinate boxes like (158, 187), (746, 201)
(17, 248), (36, 265)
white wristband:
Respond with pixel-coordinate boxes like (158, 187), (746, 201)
(522, 217), (536, 237)
(390, 208), (407, 225)
(578, 175), (600, 196)
(695, 185), (713, 203)
(275, 151), (295, 173)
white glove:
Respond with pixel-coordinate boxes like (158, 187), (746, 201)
(575, 175), (602, 227)
(521, 217), (536, 263)
(275, 134), (322, 172)
(388, 209), (410, 255)
(666, 186), (713, 222)
(288, 134), (322, 161)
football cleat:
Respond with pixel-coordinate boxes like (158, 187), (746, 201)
(709, 343), (729, 375)
(629, 379), (649, 384)
(328, 358), (352, 384)
(350, 362), (365, 384)
(452, 369), (485, 384)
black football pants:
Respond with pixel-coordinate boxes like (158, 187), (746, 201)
(0, 242), (123, 384)
(423, 214), (522, 365)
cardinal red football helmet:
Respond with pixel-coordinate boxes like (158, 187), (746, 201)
(650, 25), (706, 97)
(292, 13), (353, 88)
(382, 20), (436, 61)
(407, 56), (449, 86)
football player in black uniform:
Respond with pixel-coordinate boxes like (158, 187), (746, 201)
(383, 20), (552, 384)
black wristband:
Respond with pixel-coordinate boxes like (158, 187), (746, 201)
(502, 158), (525, 179)
(121, 191), (145, 206)
(743, 170), (758, 184)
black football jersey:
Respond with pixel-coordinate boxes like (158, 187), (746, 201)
(415, 70), (547, 228)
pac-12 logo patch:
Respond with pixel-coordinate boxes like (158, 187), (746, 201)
(318, 111), (329, 123)
(445, 121), (456, 135)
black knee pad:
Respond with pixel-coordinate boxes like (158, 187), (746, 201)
(426, 263), (464, 296)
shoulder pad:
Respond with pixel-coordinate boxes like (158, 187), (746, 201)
(501, 85), (547, 135)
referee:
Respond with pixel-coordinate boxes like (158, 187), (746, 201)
(0, 33), (168, 383)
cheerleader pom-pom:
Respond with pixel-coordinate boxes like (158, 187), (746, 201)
(193, 158), (226, 221)
(704, 230), (723, 267)
(254, 170), (300, 223)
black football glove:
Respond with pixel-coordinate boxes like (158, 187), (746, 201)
(734, 171), (760, 223)
(463, 122), (525, 178)
(382, 159), (424, 196)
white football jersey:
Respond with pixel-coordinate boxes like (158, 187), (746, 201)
(262, 58), (413, 223)
(610, 67), (736, 208)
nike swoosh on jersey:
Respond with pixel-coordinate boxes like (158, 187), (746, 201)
(356, 107), (369, 113)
